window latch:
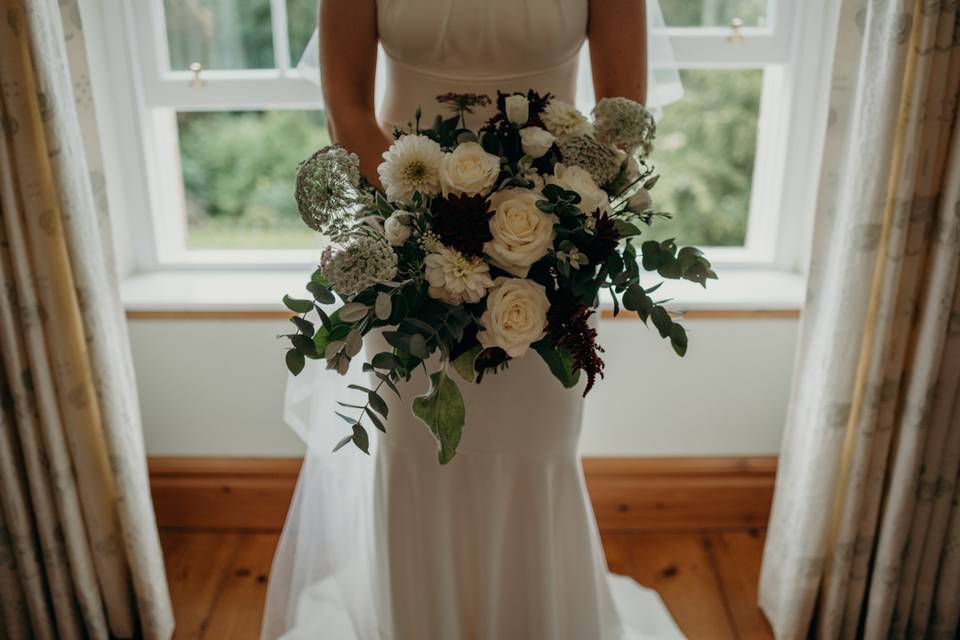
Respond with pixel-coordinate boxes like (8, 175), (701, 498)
(728, 18), (744, 43)
(189, 62), (204, 88)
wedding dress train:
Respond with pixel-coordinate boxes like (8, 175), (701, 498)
(262, 0), (685, 637)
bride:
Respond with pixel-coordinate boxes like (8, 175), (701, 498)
(261, 1), (684, 638)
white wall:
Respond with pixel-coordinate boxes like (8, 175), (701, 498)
(130, 316), (797, 457)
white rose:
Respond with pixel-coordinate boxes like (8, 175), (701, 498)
(628, 188), (652, 213)
(505, 94), (530, 126)
(478, 277), (549, 358)
(546, 163), (610, 215)
(439, 142), (501, 197)
(384, 213), (413, 246)
(484, 188), (558, 277)
(520, 127), (556, 159)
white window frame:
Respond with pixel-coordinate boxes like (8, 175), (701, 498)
(82, 0), (836, 279)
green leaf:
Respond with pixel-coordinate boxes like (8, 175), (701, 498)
(411, 370), (465, 465)
(313, 325), (331, 356)
(641, 241), (662, 271)
(670, 323), (688, 357)
(408, 333), (430, 359)
(283, 295), (314, 314)
(334, 411), (358, 425)
(352, 424), (370, 454)
(344, 327), (363, 358)
(285, 349), (305, 376)
(367, 390), (389, 418)
(306, 281), (336, 304)
(375, 371), (401, 398)
(532, 340), (581, 389)
(371, 352), (401, 370)
(375, 292), (392, 321)
(332, 433), (354, 452)
(340, 303), (368, 322)
(451, 345), (482, 382)
(651, 306), (672, 338)
(365, 407), (386, 432)
(292, 334), (318, 358)
(622, 284), (646, 311)
(613, 220), (642, 238)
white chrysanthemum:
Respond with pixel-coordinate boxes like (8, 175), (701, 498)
(424, 246), (494, 305)
(541, 99), (593, 138)
(378, 134), (443, 203)
(320, 234), (398, 299)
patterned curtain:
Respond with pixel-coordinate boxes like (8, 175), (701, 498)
(0, 1), (174, 639)
(759, 0), (960, 638)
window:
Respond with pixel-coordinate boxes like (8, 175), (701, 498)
(90, 0), (832, 274)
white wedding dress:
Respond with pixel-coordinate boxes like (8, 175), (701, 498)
(261, 1), (685, 638)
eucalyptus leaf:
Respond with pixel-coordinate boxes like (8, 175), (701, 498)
(283, 295), (314, 314)
(345, 328), (363, 358)
(375, 292), (392, 320)
(352, 424), (370, 454)
(367, 390), (389, 418)
(332, 433), (354, 452)
(365, 407), (386, 432)
(285, 349), (305, 376)
(651, 306), (672, 338)
(340, 302), (369, 322)
(411, 370), (465, 465)
(408, 334), (430, 359)
(670, 323), (688, 357)
(371, 352), (401, 370)
(290, 316), (314, 337)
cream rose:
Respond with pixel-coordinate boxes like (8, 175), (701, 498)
(478, 277), (549, 358)
(384, 212), (413, 246)
(483, 188), (558, 277)
(546, 163), (610, 215)
(505, 94), (530, 126)
(520, 126), (556, 158)
(439, 142), (500, 197)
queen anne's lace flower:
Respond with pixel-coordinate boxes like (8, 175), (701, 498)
(541, 99), (593, 138)
(320, 233), (399, 299)
(555, 134), (622, 186)
(378, 134), (444, 203)
(295, 146), (363, 240)
(424, 246), (494, 305)
(593, 97), (656, 159)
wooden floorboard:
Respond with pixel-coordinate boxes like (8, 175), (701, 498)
(161, 529), (771, 639)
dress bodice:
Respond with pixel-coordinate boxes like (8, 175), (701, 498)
(376, 0), (588, 131)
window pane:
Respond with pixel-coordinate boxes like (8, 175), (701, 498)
(164, 0), (275, 70)
(286, 0), (318, 66)
(645, 69), (762, 247)
(177, 110), (330, 249)
(659, 0), (768, 27)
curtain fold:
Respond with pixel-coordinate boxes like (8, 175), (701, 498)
(0, 1), (174, 638)
(759, 1), (960, 638)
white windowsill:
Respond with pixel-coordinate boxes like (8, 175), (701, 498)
(121, 268), (805, 314)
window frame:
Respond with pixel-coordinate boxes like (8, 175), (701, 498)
(84, 0), (837, 278)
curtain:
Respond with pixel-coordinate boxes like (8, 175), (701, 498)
(759, 0), (960, 638)
(0, 1), (174, 639)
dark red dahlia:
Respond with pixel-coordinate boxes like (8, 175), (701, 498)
(430, 194), (494, 256)
(547, 289), (605, 396)
(576, 209), (620, 266)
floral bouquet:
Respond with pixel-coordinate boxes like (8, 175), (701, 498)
(282, 91), (715, 463)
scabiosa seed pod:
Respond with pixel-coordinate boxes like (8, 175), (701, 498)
(555, 134), (623, 187)
(592, 97), (656, 159)
(295, 146), (363, 240)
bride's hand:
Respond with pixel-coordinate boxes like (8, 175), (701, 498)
(320, 0), (391, 189)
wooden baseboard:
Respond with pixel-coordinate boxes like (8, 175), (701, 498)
(148, 456), (776, 533)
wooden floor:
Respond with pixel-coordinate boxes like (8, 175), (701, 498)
(160, 528), (772, 640)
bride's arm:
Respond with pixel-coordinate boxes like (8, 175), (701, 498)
(587, 0), (648, 105)
(320, 0), (391, 187)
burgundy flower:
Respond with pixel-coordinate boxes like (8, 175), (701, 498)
(430, 194), (494, 256)
(576, 209), (620, 266)
(547, 289), (605, 395)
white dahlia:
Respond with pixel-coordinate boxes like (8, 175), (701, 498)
(424, 246), (494, 305)
(378, 134), (443, 203)
(541, 99), (593, 138)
